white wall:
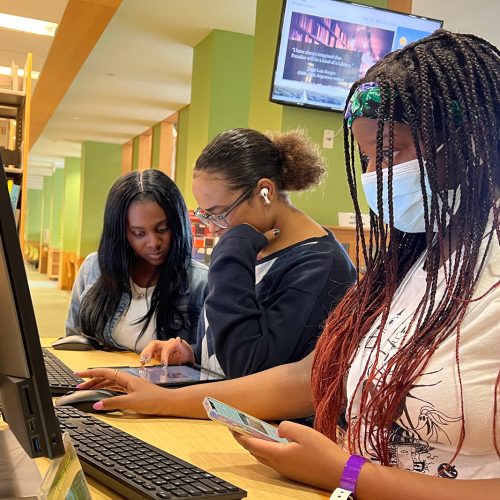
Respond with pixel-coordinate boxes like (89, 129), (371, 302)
(412, 0), (499, 47)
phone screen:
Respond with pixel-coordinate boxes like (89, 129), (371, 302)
(119, 365), (224, 387)
(205, 398), (288, 443)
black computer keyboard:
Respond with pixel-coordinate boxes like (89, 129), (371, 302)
(55, 406), (247, 499)
(43, 348), (84, 395)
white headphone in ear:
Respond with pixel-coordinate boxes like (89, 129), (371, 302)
(260, 187), (271, 205)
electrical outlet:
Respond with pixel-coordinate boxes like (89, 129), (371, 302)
(323, 129), (334, 149)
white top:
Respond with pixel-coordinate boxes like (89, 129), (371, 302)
(346, 214), (500, 479)
(113, 282), (157, 353)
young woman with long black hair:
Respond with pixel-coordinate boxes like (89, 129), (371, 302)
(65, 169), (207, 351)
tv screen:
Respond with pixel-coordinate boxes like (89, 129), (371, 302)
(270, 0), (443, 112)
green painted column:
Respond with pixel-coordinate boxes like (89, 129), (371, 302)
(77, 141), (121, 259)
(61, 157), (81, 254)
(180, 30), (254, 209)
(26, 189), (43, 243)
(49, 168), (64, 249)
(175, 105), (190, 196)
(40, 175), (53, 246)
(248, 0), (284, 132)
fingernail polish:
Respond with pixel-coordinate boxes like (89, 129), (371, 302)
(73, 371), (81, 375)
(92, 401), (104, 410)
(76, 383), (83, 388)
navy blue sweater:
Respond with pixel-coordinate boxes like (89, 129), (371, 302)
(193, 224), (356, 378)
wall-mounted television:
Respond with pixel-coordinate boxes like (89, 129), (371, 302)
(270, 0), (443, 113)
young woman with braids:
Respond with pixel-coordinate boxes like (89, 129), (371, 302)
(65, 170), (208, 351)
(77, 31), (499, 498)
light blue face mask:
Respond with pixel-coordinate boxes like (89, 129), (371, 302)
(360, 144), (451, 233)
(361, 158), (430, 232)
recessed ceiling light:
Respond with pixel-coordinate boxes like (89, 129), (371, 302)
(73, 116), (79, 120)
(0, 66), (40, 79)
(0, 13), (57, 37)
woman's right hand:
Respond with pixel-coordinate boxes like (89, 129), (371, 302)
(139, 337), (195, 366)
(75, 368), (170, 414)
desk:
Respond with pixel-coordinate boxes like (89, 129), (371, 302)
(41, 339), (329, 499)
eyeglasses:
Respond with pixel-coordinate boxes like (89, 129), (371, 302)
(194, 188), (253, 229)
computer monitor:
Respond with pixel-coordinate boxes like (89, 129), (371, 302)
(0, 159), (64, 459)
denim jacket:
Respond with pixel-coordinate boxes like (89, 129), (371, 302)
(65, 252), (208, 350)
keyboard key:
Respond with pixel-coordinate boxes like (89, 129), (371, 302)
(181, 484), (203, 496)
(170, 489), (189, 497)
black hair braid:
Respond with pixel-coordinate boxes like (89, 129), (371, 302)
(424, 49), (466, 313)
(417, 47), (451, 322)
(375, 81), (390, 262)
(461, 37), (500, 202)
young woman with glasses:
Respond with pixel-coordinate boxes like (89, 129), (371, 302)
(139, 128), (356, 377)
(65, 170), (208, 352)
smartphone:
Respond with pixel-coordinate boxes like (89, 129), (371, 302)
(203, 397), (288, 443)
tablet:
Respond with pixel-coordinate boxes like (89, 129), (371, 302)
(115, 364), (225, 387)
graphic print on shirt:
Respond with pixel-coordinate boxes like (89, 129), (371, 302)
(355, 305), (462, 477)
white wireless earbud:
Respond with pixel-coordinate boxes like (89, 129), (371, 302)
(260, 187), (271, 205)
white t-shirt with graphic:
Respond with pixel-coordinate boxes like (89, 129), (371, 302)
(346, 222), (500, 479)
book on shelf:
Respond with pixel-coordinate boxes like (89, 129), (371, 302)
(9, 182), (20, 212)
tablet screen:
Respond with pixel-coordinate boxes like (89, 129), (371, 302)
(119, 365), (225, 387)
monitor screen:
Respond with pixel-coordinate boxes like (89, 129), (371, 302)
(0, 159), (64, 459)
(270, 0), (443, 112)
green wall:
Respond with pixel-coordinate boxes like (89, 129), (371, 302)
(49, 168), (64, 248)
(176, 105), (190, 196)
(180, 30), (255, 209)
(208, 30), (254, 138)
(248, 0), (284, 132)
(26, 189), (43, 242)
(62, 157), (81, 253)
(282, 106), (357, 224)
(77, 141), (121, 257)
(41, 175), (53, 245)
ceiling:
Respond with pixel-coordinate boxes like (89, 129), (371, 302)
(0, 0), (498, 169)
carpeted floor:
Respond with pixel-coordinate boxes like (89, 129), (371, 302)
(26, 266), (71, 338)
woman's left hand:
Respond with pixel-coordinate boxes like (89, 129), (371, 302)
(233, 421), (349, 491)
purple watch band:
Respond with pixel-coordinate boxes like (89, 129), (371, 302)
(339, 454), (368, 495)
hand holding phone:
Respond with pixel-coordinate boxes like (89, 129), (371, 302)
(203, 397), (289, 443)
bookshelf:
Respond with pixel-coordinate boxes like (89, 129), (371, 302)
(0, 53), (32, 253)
